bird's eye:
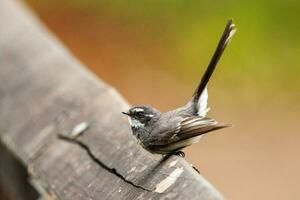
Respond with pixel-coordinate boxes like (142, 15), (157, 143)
(136, 112), (143, 117)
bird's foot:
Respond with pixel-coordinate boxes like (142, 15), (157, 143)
(172, 151), (185, 158)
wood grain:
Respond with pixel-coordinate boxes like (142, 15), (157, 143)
(0, 0), (224, 199)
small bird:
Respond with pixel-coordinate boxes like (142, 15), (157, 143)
(122, 19), (236, 156)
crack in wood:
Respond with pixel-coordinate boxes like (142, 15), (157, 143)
(58, 134), (152, 192)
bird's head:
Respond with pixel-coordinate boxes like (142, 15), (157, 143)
(122, 106), (160, 129)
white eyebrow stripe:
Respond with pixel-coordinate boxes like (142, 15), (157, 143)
(144, 114), (154, 117)
(133, 108), (144, 112)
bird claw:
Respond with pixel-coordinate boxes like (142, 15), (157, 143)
(172, 151), (185, 158)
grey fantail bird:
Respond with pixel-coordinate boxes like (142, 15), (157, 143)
(122, 19), (236, 155)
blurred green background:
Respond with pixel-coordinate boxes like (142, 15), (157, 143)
(26, 0), (300, 199)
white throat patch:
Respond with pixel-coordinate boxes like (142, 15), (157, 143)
(128, 117), (145, 128)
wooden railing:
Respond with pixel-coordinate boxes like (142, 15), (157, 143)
(0, 0), (224, 199)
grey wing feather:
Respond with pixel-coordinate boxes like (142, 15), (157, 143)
(176, 116), (230, 141)
(147, 116), (229, 149)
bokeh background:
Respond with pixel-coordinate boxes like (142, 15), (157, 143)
(25, 1), (300, 199)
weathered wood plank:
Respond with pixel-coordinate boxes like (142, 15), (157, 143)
(0, 0), (224, 199)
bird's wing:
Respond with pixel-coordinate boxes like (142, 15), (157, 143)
(175, 116), (229, 141)
(147, 116), (229, 152)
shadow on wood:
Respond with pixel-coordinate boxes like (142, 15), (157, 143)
(0, 141), (39, 200)
(0, 0), (224, 199)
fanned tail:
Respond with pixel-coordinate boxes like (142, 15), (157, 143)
(193, 19), (236, 105)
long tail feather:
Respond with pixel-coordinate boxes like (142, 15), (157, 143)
(193, 19), (236, 104)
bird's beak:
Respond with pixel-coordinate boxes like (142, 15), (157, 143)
(122, 111), (130, 116)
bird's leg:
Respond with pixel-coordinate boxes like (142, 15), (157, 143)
(172, 151), (185, 158)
